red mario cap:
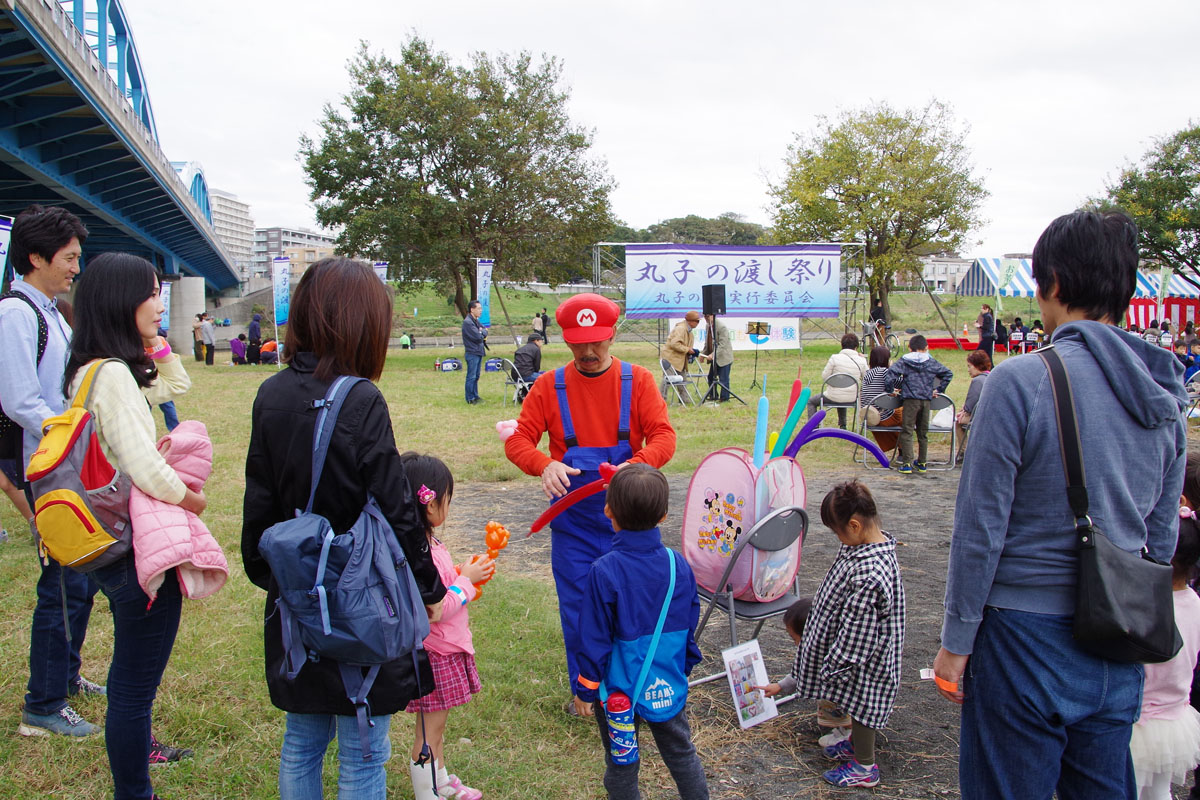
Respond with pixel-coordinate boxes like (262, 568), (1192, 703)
(556, 293), (619, 344)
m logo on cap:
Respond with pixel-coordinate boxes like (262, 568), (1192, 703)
(577, 309), (597, 327)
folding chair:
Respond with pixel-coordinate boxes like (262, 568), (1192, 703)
(499, 358), (533, 407)
(857, 393), (901, 469)
(818, 373), (860, 430)
(660, 359), (701, 406)
(924, 394), (958, 470)
(690, 505), (809, 687)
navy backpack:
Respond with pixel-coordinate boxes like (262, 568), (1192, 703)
(257, 376), (431, 760)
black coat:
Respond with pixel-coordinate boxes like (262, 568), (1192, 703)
(241, 353), (445, 715)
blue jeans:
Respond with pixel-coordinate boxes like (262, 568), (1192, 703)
(709, 363), (731, 402)
(960, 607), (1142, 800)
(279, 712), (392, 800)
(91, 554), (182, 800)
(26, 546), (97, 715)
(464, 353), (482, 403)
(158, 401), (179, 432)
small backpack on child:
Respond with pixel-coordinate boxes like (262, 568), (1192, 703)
(257, 376), (431, 760)
(27, 359), (133, 572)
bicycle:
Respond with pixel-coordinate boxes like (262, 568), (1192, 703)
(860, 319), (900, 360)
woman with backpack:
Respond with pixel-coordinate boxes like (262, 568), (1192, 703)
(64, 252), (205, 800)
(242, 257), (445, 799)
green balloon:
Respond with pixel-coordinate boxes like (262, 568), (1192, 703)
(771, 386), (810, 458)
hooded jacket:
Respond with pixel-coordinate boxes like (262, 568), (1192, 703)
(884, 351), (953, 400)
(942, 321), (1187, 654)
(129, 420), (228, 601)
(248, 314), (261, 344)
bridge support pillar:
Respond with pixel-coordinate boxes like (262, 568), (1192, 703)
(169, 276), (206, 355)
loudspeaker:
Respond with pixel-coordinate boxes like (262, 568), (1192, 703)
(702, 284), (726, 316)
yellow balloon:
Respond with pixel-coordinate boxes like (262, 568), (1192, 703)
(767, 431), (779, 451)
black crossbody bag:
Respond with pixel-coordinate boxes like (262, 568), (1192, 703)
(1038, 345), (1181, 663)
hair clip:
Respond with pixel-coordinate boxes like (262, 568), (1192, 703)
(417, 484), (436, 505)
(1181, 506), (1197, 521)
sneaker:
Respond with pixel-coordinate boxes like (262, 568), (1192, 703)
(823, 759), (880, 788)
(915, 461), (927, 474)
(18, 705), (100, 737)
(818, 726), (852, 749)
(822, 737), (855, 761)
(0, 528), (8, 543)
(438, 774), (482, 800)
(69, 676), (106, 697)
(897, 462), (912, 475)
(149, 734), (193, 765)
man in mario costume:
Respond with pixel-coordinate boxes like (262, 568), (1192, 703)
(504, 293), (676, 717)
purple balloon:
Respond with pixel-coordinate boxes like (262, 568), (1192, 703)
(782, 410), (826, 459)
(791, 428), (890, 467)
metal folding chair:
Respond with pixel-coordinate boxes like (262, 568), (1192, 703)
(857, 393), (902, 468)
(924, 394), (958, 469)
(818, 373), (860, 429)
(690, 505), (809, 687)
(500, 358), (533, 407)
(660, 359), (702, 406)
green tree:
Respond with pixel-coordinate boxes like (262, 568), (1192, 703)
(1100, 124), (1200, 280)
(300, 37), (614, 316)
(644, 212), (765, 245)
(768, 100), (988, 317)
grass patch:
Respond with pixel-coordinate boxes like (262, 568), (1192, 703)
(0, 337), (987, 797)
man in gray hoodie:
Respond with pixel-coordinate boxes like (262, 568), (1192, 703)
(933, 210), (1187, 799)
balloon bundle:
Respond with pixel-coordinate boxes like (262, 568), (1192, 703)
(764, 384), (889, 466)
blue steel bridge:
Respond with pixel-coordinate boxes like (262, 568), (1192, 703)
(0, 0), (237, 289)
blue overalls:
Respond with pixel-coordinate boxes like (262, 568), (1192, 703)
(550, 361), (633, 696)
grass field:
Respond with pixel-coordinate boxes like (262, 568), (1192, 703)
(0, 336), (986, 799)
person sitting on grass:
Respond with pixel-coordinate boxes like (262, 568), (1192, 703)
(230, 333), (248, 365)
(576, 464), (709, 800)
(884, 335), (953, 475)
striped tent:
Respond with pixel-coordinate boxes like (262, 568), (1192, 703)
(956, 258), (1036, 298)
(1133, 271), (1200, 299)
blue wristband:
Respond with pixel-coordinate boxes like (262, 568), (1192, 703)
(447, 584), (468, 605)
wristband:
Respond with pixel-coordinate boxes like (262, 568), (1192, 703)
(146, 340), (172, 360)
(447, 584), (468, 605)
(934, 675), (958, 693)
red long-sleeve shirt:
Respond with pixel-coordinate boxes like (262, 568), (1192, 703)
(504, 358), (676, 476)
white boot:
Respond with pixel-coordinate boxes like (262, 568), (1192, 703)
(410, 759), (439, 800)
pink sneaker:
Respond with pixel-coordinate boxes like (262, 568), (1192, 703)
(438, 774), (482, 800)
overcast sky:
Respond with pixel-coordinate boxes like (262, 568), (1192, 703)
(121, 0), (1198, 257)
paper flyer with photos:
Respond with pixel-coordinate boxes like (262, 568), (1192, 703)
(722, 639), (778, 729)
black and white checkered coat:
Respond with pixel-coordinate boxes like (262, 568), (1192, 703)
(791, 533), (906, 730)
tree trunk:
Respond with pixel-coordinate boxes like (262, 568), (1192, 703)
(452, 269), (467, 317)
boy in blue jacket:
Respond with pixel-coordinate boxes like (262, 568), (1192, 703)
(884, 334), (954, 475)
(576, 465), (709, 800)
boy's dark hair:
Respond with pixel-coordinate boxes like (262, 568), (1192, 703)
(840, 333), (859, 350)
(908, 334), (927, 351)
(606, 464), (669, 531)
(1173, 514), (1200, 585)
(398, 452), (454, 535)
(868, 345), (891, 369)
(1175, 340), (1187, 351)
(1013, 317), (1023, 327)
(783, 596), (812, 638)
(1182, 453), (1200, 509)
(819, 480), (879, 532)
(1031, 210), (1138, 324)
(9, 204), (88, 276)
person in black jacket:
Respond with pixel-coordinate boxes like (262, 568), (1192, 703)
(242, 257), (445, 798)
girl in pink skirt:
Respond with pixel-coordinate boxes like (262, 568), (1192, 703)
(401, 452), (494, 800)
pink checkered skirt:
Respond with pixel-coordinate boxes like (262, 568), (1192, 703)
(406, 650), (481, 713)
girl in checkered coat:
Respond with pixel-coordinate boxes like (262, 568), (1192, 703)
(401, 453), (496, 800)
(793, 480), (906, 788)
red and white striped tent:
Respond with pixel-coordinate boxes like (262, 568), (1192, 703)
(1127, 271), (1200, 330)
